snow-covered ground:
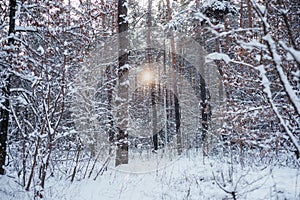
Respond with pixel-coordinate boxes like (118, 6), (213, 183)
(0, 150), (299, 200)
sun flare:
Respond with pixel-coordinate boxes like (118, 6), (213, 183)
(140, 69), (154, 85)
(142, 70), (152, 83)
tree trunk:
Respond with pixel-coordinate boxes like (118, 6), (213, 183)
(151, 86), (158, 151)
(247, 0), (252, 29)
(146, 0), (159, 152)
(106, 66), (115, 149)
(223, 14), (229, 52)
(240, 0), (243, 28)
(115, 0), (129, 167)
(0, 0), (16, 175)
(166, 0), (182, 155)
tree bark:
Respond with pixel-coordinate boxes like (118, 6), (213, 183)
(247, 0), (252, 29)
(115, 0), (129, 167)
(166, 0), (182, 155)
(0, 0), (16, 175)
(240, 0), (243, 28)
(151, 86), (158, 151)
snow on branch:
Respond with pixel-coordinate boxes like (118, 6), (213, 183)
(257, 65), (300, 157)
(263, 34), (300, 116)
(206, 52), (256, 69)
(206, 52), (231, 64)
(278, 41), (300, 65)
(15, 25), (37, 32)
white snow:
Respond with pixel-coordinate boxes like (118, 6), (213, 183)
(123, 2), (128, 9)
(120, 80), (130, 87)
(279, 41), (300, 64)
(37, 46), (45, 55)
(206, 52), (231, 64)
(257, 4), (266, 14)
(120, 64), (131, 70)
(15, 25), (37, 32)
(1, 150), (299, 200)
(239, 39), (267, 51)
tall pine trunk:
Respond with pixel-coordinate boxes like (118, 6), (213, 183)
(166, 0), (182, 155)
(115, 0), (129, 166)
(0, 0), (16, 175)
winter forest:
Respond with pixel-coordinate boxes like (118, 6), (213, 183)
(0, 0), (299, 199)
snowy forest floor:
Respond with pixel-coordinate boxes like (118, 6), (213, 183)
(0, 149), (299, 200)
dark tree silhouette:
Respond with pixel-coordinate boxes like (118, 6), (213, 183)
(0, 0), (16, 175)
